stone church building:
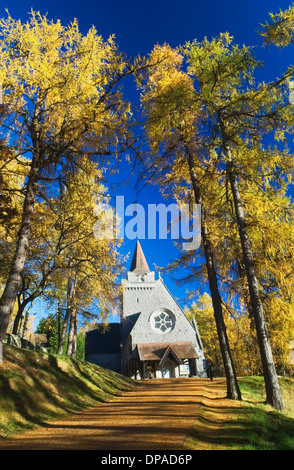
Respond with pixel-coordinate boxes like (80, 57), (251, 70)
(85, 241), (207, 379)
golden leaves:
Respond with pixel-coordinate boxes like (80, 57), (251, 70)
(0, 10), (130, 158)
(139, 32), (294, 374)
(259, 4), (294, 48)
(26, 156), (123, 318)
(138, 43), (195, 153)
(0, 10), (129, 323)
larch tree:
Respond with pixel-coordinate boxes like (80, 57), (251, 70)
(139, 30), (294, 409)
(221, 159), (294, 375)
(0, 145), (28, 284)
(50, 157), (123, 357)
(10, 155), (123, 356)
(185, 293), (261, 377)
(259, 3), (294, 48)
(256, 4), (294, 375)
(137, 44), (241, 400)
(179, 32), (294, 410)
(0, 11), (131, 341)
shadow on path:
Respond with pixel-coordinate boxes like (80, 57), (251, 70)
(0, 378), (228, 450)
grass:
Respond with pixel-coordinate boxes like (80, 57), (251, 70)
(236, 376), (294, 450)
(185, 375), (294, 450)
(0, 344), (135, 439)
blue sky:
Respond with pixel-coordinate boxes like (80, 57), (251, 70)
(4, 0), (293, 62)
(2, 1), (294, 315)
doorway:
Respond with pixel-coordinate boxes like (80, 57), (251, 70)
(162, 360), (173, 378)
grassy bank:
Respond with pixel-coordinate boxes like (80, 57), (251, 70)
(185, 375), (294, 450)
(0, 344), (135, 439)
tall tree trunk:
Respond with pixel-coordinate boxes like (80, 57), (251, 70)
(72, 309), (77, 358)
(57, 307), (70, 355)
(227, 159), (284, 410)
(0, 162), (39, 341)
(186, 145), (241, 400)
(12, 299), (27, 335)
(57, 301), (62, 347)
(57, 280), (74, 355)
(236, 259), (254, 321)
(20, 306), (31, 339)
(59, 277), (77, 356)
(202, 221), (241, 399)
(67, 306), (77, 357)
(13, 282), (47, 335)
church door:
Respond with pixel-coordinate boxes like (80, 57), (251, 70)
(162, 360), (173, 378)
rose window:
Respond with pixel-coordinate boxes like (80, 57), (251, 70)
(150, 309), (175, 334)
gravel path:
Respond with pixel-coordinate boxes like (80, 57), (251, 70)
(0, 377), (227, 450)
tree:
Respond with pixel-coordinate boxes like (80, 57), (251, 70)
(0, 150), (26, 239)
(12, 155), (123, 357)
(137, 44), (241, 400)
(139, 29), (294, 409)
(47, 157), (123, 357)
(36, 314), (57, 353)
(0, 144), (28, 287)
(185, 293), (223, 373)
(36, 314), (85, 359)
(8, 157), (122, 340)
(259, 3), (294, 48)
(212, 168), (294, 376)
(178, 33), (293, 410)
(185, 293), (261, 376)
(0, 11), (131, 341)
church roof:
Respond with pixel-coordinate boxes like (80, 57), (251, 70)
(130, 240), (150, 274)
(85, 324), (121, 354)
(159, 345), (183, 366)
(136, 342), (198, 362)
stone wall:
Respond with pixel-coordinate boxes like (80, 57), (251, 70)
(3, 333), (48, 353)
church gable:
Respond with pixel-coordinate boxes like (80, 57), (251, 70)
(128, 278), (198, 347)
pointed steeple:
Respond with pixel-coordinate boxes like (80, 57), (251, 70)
(130, 241), (150, 274)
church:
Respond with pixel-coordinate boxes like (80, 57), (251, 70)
(85, 241), (207, 379)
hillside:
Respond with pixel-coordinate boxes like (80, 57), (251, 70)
(0, 344), (135, 439)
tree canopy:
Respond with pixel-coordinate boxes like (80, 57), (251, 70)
(0, 10), (131, 342)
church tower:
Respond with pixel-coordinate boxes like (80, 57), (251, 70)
(122, 241), (156, 319)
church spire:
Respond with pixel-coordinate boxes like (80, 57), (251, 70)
(130, 241), (150, 274)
